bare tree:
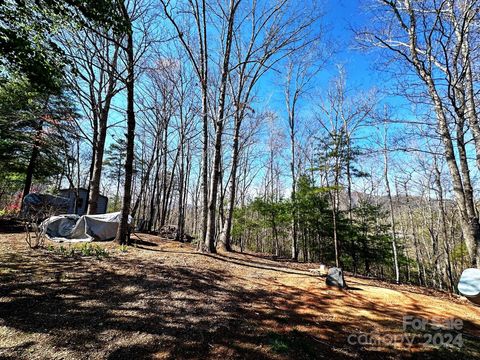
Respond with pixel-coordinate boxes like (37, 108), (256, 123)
(217, 0), (323, 252)
(380, 116), (400, 283)
(59, 27), (124, 214)
(315, 71), (375, 267)
(115, 0), (136, 244)
(160, 0), (210, 245)
(360, 0), (480, 266)
(283, 52), (322, 260)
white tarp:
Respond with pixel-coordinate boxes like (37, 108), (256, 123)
(458, 268), (480, 305)
(41, 212), (130, 242)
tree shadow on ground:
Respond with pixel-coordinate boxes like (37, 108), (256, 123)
(0, 218), (25, 233)
(0, 239), (479, 360)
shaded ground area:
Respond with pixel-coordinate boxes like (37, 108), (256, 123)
(0, 232), (479, 359)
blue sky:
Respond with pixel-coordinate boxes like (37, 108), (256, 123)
(241, 0), (426, 196)
(260, 0), (389, 113)
(104, 0), (425, 195)
(323, 0), (372, 87)
(96, 0), (479, 200)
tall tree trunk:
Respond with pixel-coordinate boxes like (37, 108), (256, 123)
(22, 121), (43, 200)
(87, 46), (119, 215)
(405, 0), (479, 266)
(218, 116), (241, 251)
(383, 125), (400, 283)
(434, 161), (454, 291)
(147, 165), (159, 232)
(88, 120), (108, 214)
(159, 123), (169, 227)
(200, 90), (209, 244)
(325, 157), (340, 268)
(204, 0), (237, 252)
(289, 114), (298, 261)
(116, 5), (135, 245)
(199, 0), (209, 246)
(404, 182), (425, 285)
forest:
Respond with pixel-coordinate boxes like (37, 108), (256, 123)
(2, 1), (480, 358)
(1, 0), (480, 293)
(1, 0), (480, 294)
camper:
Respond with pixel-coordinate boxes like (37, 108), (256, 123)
(59, 188), (108, 215)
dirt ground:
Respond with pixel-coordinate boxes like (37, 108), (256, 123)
(0, 231), (479, 360)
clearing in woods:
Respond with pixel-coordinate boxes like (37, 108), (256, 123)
(0, 232), (479, 359)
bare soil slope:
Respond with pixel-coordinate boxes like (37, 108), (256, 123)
(0, 232), (479, 359)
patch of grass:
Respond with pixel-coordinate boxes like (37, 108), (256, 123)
(269, 334), (290, 353)
(79, 243), (109, 258)
(266, 331), (317, 358)
(56, 245), (76, 257)
(46, 243), (109, 259)
(119, 244), (128, 253)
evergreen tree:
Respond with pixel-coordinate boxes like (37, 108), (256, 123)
(0, 0), (123, 91)
(0, 76), (78, 200)
(351, 199), (394, 277)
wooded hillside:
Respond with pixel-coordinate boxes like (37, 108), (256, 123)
(1, 0), (480, 314)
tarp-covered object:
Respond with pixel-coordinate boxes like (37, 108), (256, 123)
(326, 267), (347, 289)
(42, 214), (79, 239)
(458, 268), (480, 305)
(41, 212), (130, 242)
